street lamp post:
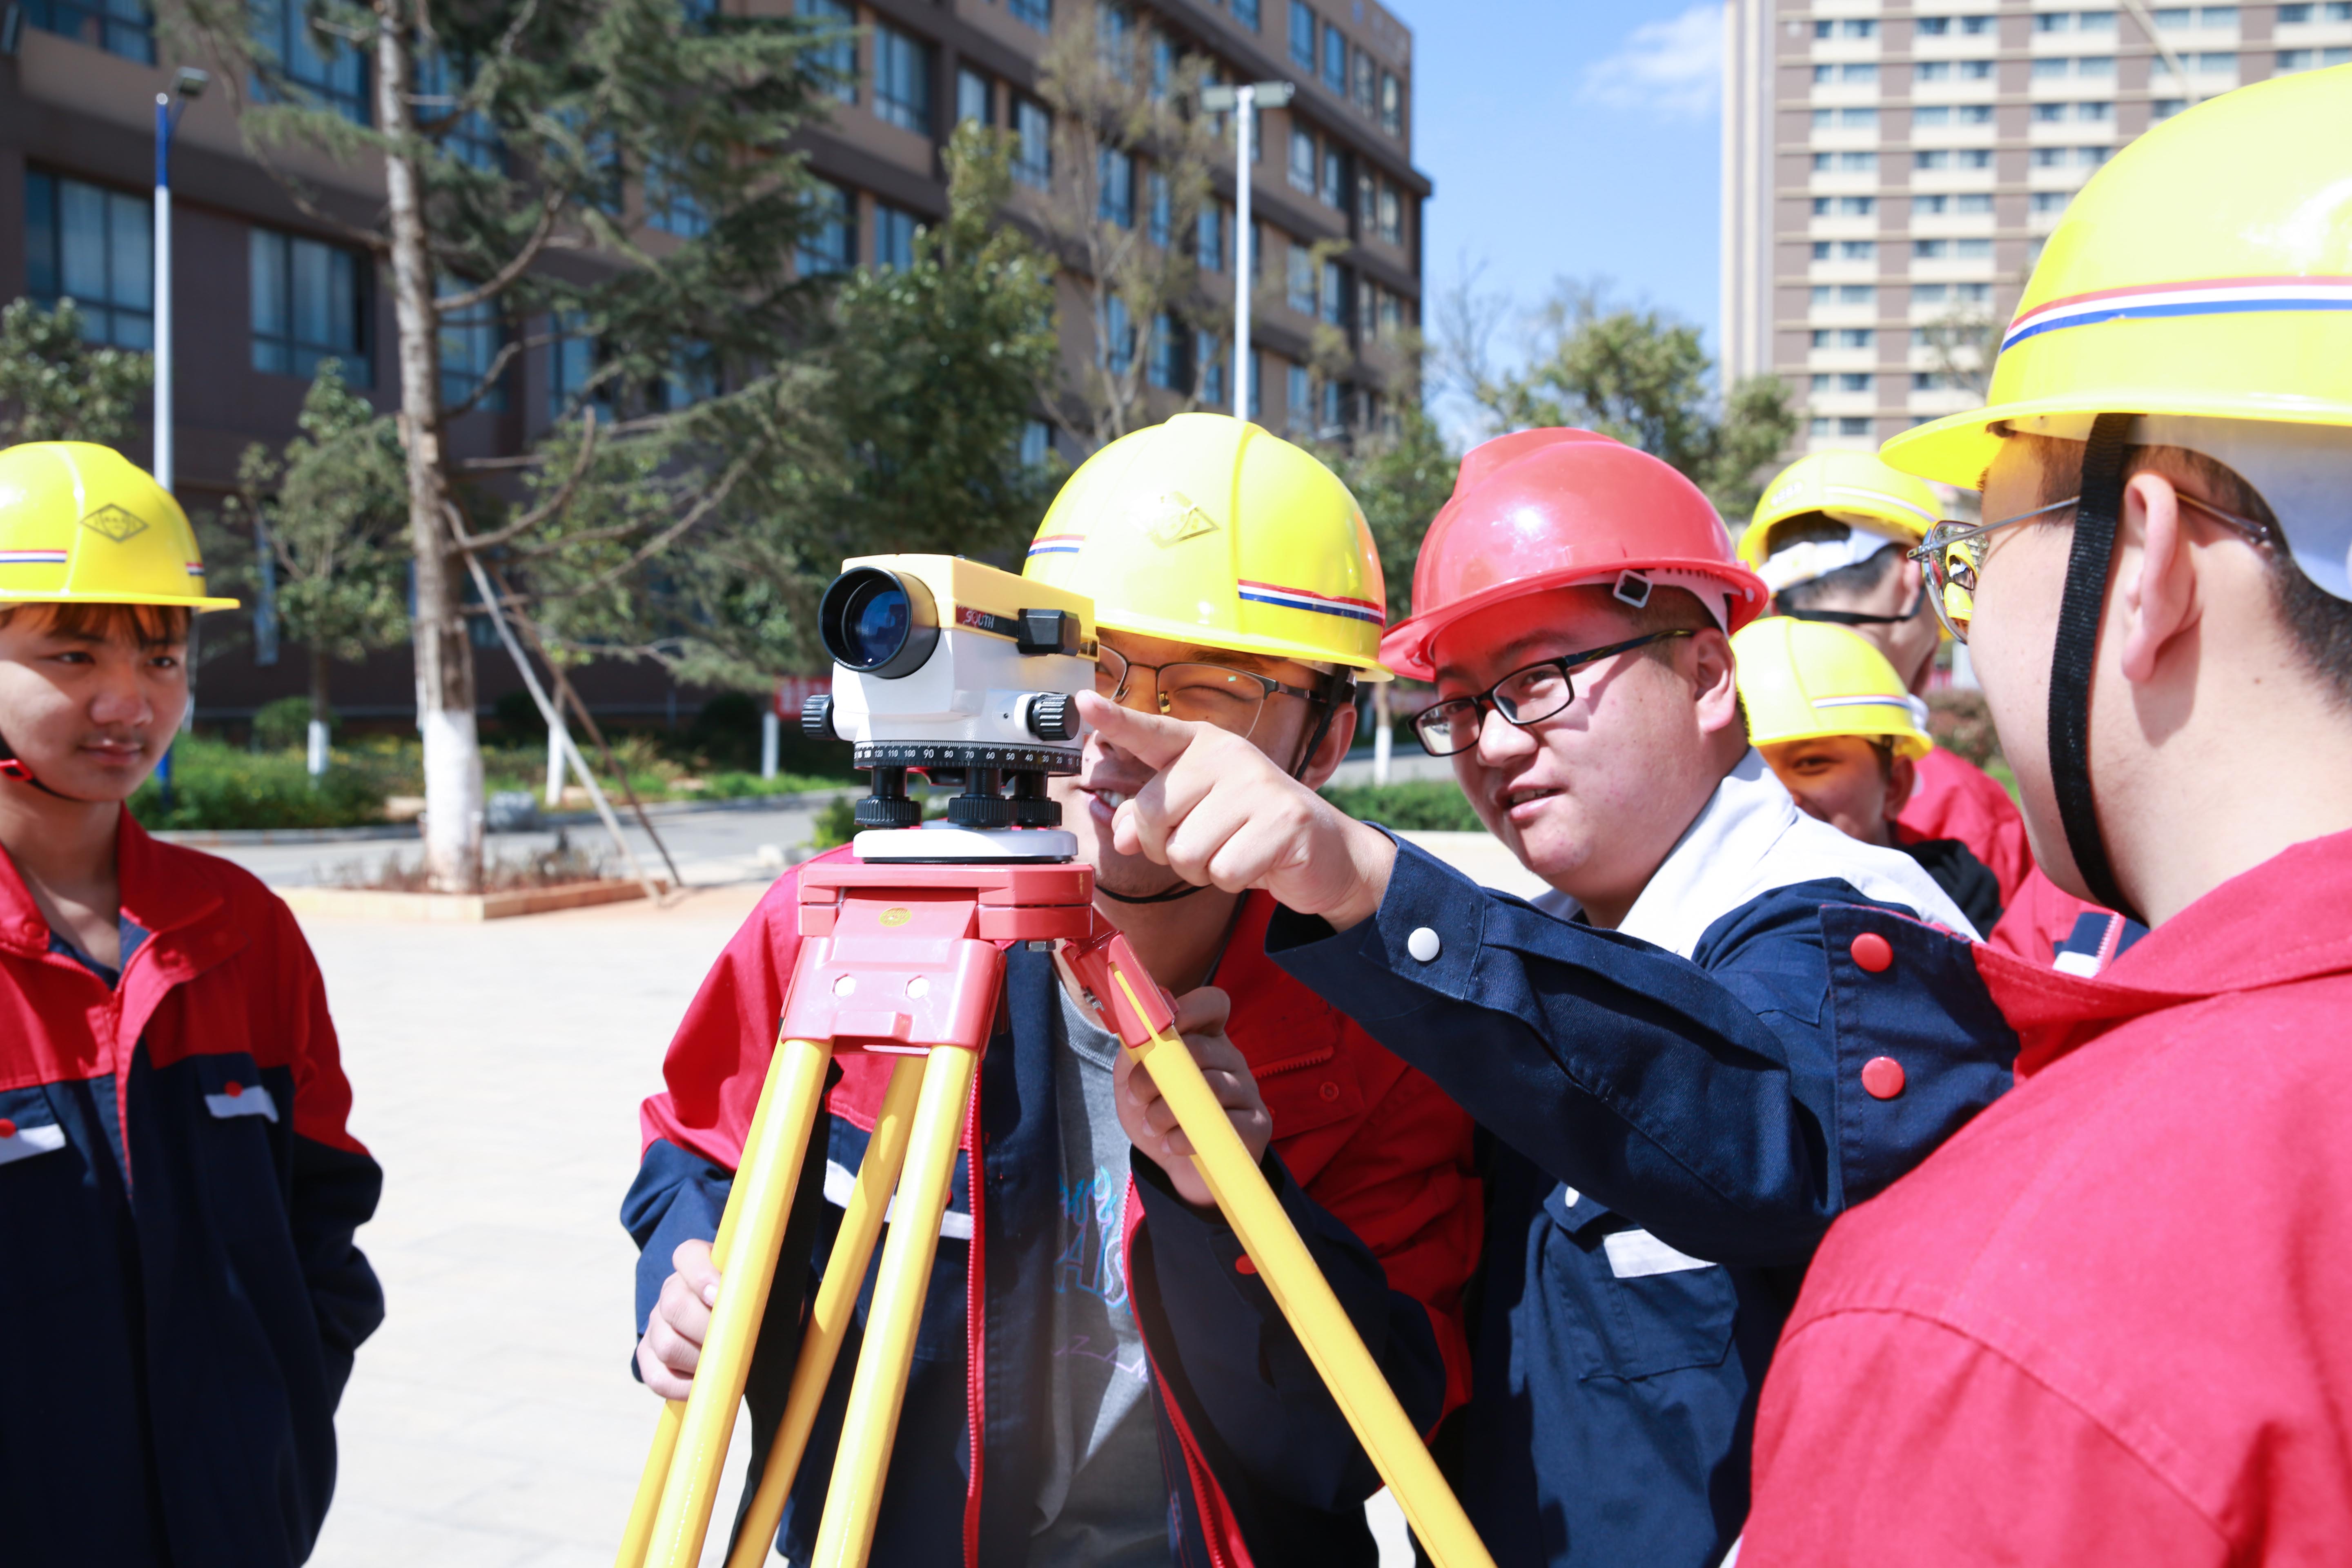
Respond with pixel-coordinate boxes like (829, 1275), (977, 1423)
(1199, 80), (1292, 423)
(153, 67), (207, 494)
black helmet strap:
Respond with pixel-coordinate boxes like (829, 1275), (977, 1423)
(2047, 412), (2143, 925)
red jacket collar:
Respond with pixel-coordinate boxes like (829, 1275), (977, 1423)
(0, 810), (227, 958)
(1982, 826), (2352, 1076)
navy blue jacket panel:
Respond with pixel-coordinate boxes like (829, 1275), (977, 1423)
(1267, 812), (2017, 1566)
(0, 820), (384, 1568)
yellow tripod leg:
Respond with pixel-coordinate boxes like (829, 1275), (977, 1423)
(616, 1024), (802, 1568)
(807, 1043), (981, 1568)
(1110, 971), (1498, 1568)
(642, 1036), (834, 1568)
(723, 1054), (927, 1568)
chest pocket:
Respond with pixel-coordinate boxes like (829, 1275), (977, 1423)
(1242, 1008), (1366, 1145)
(1541, 1185), (1738, 1382)
(0, 1086), (69, 1168)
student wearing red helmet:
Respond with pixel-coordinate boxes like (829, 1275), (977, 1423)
(1080, 429), (2018, 1567)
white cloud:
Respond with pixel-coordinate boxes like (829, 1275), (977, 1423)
(1580, 4), (1723, 120)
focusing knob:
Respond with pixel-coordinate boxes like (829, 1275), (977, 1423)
(853, 794), (924, 829)
(946, 793), (1019, 829)
(800, 694), (835, 739)
(1027, 693), (1078, 742)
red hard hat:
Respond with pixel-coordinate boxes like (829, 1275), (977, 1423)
(1379, 429), (1768, 680)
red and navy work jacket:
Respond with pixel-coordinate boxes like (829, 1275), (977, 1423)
(623, 853), (1480, 1568)
(0, 814), (383, 1568)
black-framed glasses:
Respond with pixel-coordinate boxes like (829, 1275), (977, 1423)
(1410, 630), (1693, 757)
(1094, 644), (1324, 739)
(1909, 491), (2271, 644)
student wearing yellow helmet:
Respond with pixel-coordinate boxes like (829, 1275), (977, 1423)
(628, 415), (1478, 1568)
(1745, 66), (2352, 1564)
(1743, 450), (2035, 906)
(0, 443), (383, 1567)
(1733, 615), (2002, 933)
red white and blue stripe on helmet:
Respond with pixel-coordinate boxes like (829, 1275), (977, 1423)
(185, 563), (206, 576)
(1025, 533), (1085, 557)
(0, 550), (69, 566)
(2003, 275), (2352, 352)
(1235, 579), (1383, 625)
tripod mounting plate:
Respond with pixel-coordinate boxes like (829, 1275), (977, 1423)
(853, 825), (1078, 863)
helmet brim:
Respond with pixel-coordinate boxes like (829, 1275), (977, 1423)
(1381, 559), (1768, 682)
(0, 591), (242, 612)
(1093, 606), (1395, 681)
(1883, 390), (2352, 490)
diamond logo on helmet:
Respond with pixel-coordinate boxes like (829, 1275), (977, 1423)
(1141, 490), (1220, 547)
(79, 504), (150, 544)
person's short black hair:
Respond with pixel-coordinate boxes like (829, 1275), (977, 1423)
(0, 601), (191, 647)
(1766, 515), (1905, 614)
(2017, 432), (2352, 712)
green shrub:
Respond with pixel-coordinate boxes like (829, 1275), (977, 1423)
(132, 737), (389, 830)
(699, 771), (852, 800)
(811, 794), (857, 849)
(253, 695), (326, 752)
(492, 690), (547, 741)
(1319, 779), (1488, 834)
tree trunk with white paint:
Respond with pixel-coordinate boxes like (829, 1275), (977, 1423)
(376, 0), (483, 891)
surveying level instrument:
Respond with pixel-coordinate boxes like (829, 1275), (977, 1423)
(616, 556), (1494, 1568)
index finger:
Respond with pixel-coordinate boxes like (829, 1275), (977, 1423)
(1077, 690), (1215, 772)
(1172, 985), (1232, 1037)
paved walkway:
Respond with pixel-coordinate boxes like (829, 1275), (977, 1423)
(261, 820), (1545, 1567)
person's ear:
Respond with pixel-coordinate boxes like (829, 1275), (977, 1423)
(1296, 694), (1359, 790)
(1687, 628), (1741, 739)
(1884, 751), (1918, 819)
(2115, 470), (2200, 685)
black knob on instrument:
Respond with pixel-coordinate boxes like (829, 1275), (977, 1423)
(800, 694), (835, 739)
(1027, 692), (1078, 742)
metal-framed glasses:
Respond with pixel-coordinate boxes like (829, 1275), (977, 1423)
(1094, 645), (1324, 739)
(1910, 491), (2271, 644)
(1410, 630), (1694, 757)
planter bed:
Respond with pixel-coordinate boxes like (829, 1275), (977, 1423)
(281, 877), (664, 922)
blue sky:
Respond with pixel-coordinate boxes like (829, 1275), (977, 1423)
(1405, 2), (1725, 419)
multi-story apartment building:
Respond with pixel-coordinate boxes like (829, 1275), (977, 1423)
(0, 0), (1425, 723)
(1722, 1), (2349, 458)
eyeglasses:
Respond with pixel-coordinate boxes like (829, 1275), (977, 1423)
(1410, 630), (1694, 758)
(1094, 645), (1325, 739)
(1909, 491), (2271, 644)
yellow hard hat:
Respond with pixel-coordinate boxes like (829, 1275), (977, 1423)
(0, 442), (237, 611)
(1733, 615), (1933, 761)
(1023, 413), (1391, 678)
(1883, 67), (2352, 496)
(1740, 450), (1942, 593)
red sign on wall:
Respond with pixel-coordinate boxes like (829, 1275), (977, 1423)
(774, 674), (831, 718)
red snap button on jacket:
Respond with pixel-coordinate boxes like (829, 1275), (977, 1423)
(1850, 932), (1894, 973)
(1319, 1081), (1341, 1102)
(1234, 1255), (1257, 1275)
(223, 1080), (243, 1098)
(1861, 1056), (1907, 1100)
(0, 1118), (15, 1139)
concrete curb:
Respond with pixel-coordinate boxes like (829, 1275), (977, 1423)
(152, 786), (860, 847)
(280, 878), (665, 922)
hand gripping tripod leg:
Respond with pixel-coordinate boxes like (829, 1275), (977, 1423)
(619, 855), (1494, 1568)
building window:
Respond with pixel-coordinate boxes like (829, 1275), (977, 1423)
(645, 156), (710, 238)
(1099, 149), (1135, 227)
(1013, 99), (1053, 188)
(1956, 192), (1993, 213)
(415, 51), (501, 169)
(1840, 329), (1874, 348)
(873, 23), (931, 136)
(1353, 49), (1376, 111)
(2278, 46), (2351, 70)
(1377, 184), (1402, 245)
(1147, 311), (1184, 390)
(1958, 59), (1993, 78)
(1379, 71), (1402, 137)
(2031, 57), (2068, 78)
(548, 312), (607, 421)
(2032, 102), (2066, 122)
(1914, 239), (1949, 259)
(874, 201), (918, 270)
(1098, 3), (1134, 80)
(1839, 373), (1872, 393)
(1233, 0), (1259, 29)
(1915, 149), (1950, 170)
(1842, 17), (1878, 35)
(1287, 244), (1316, 314)
(1956, 237), (1992, 258)
(24, 0), (154, 61)
(1913, 106), (1950, 127)
(1104, 294), (1134, 375)
(252, 0), (370, 124)
(1285, 362), (1310, 430)
(1197, 202), (1225, 271)
(657, 342), (721, 412)
(1840, 152), (1877, 172)
(1247, 351), (1262, 419)
(1020, 419), (1054, 468)
(25, 171), (152, 349)
(1321, 259), (1348, 327)
(1809, 418), (1831, 437)
(1840, 242), (1874, 261)
(437, 287), (505, 413)
(250, 226), (370, 382)
(957, 67), (991, 125)
(1917, 16), (1950, 34)
(1289, 127), (1316, 193)
(1196, 330), (1225, 405)
(1322, 27), (1346, 93)
(1010, 0), (1050, 31)
(1811, 242), (1832, 261)
(1914, 193), (1947, 215)
(1321, 146), (1345, 208)
(1840, 196), (1875, 216)
(2077, 55), (2116, 75)
(797, 181), (854, 274)
(1289, 1), (1315, 69)
(798, 0), (857, 105)
(1840, 417), (1871, 436)
(1962, 14), (1993, 32)
(1914, 61), (1950, 81)
(2032, 191), (2071, 213)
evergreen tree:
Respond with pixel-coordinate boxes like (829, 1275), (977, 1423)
(0, 298), (151, 446)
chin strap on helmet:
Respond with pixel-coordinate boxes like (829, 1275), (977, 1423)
(0, 728), (73, 800)
(2048, 412), (2143, 925)
(1779, 582), (1931, 628)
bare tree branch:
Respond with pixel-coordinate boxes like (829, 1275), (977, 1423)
(451, 406), (602, 549)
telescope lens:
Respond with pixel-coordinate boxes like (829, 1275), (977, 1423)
(842, 579), (909, 668)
